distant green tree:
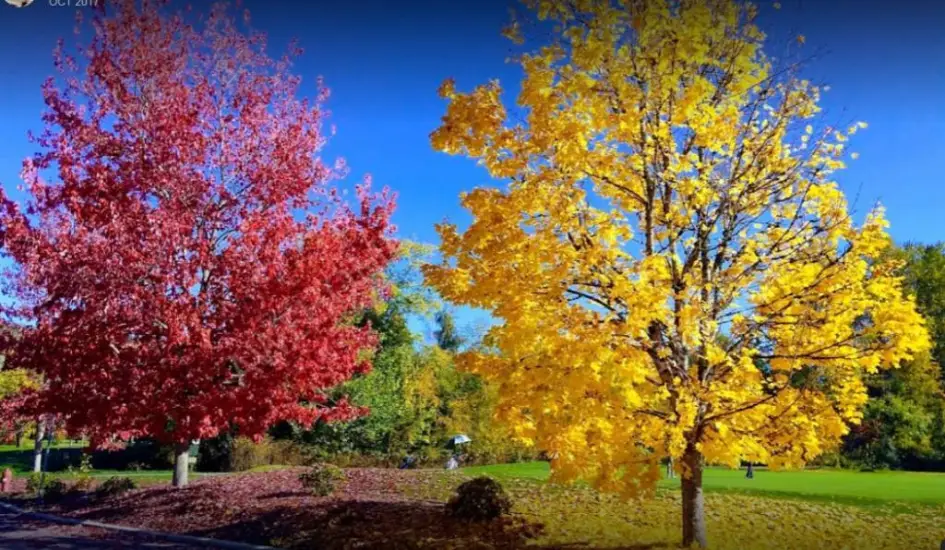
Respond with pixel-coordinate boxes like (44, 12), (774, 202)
(897, 243), (945, 376)
(842, 352), (945, 469)
(286, 243), (528, 464)
(434, 310), (464, 352)
(298, 243), (456, 458)
(839, 242), (945, 470)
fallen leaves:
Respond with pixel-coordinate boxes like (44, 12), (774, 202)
(6, 468), (943, 549)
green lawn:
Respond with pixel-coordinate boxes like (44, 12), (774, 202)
(462, 461), (945, 506)
(0, 441), (215, 483)
(0, 441), (86, 453)
(0, 442), (87, 474)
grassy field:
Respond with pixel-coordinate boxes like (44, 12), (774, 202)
(462, 461), (945, 507)
(0, 441), (86, 452)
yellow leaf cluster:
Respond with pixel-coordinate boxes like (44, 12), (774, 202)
(0, 368), (39, 400)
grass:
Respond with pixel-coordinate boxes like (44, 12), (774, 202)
(462, 461), (945, 507)
(0, 440), (220, 485)
(12, 469), (216, 486)
(0, 441), (87, 475)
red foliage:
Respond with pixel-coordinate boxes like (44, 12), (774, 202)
(0, 1), (397, 447)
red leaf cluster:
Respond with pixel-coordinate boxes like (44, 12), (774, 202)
(0, 0), (397, 446)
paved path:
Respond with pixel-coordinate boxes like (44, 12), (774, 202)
(0, 508), (203, 549)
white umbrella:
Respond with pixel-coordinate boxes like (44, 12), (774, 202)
(449, 434), (472, 445)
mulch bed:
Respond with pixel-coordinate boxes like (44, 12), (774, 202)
(2, 468), (545, 549)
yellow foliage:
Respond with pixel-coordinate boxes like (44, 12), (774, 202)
(0, 368), (39, 400)
(424, 0), (929, 503)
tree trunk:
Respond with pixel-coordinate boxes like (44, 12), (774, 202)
(14, 423), (23, 449)
(172, 442), (190, 487)
(681, 446), (707, 548)
(32, 416), (45, 473)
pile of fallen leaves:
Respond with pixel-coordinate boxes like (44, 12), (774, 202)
(4, 468), (944, 549)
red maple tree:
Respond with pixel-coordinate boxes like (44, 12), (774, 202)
(0, 0), (397, 485)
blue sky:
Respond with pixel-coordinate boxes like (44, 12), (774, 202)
(1, 0), (944, 336)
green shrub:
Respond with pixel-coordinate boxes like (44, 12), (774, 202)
(25, 472), (44, 494)
(67, 453), (95, 492)
(71, 476), (95, 492)
(298, 463), (345, 497)
(96, 476), (138, 497)
(447, 477), (512, 522)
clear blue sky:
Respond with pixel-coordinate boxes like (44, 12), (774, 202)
(1, 0), (943, 335)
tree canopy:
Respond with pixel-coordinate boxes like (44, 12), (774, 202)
(424, 0), (929, 545)
(0, 0), (396, 484)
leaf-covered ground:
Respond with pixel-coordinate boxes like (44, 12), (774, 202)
(3, 468), (944, 549)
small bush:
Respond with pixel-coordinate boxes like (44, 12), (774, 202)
(71, 475), (95, 492)
(68, 453), (95, 492)
(447, 476), (512, 522)
(298, 463), (345, 497)
(96, 476), (138, 498)
(43, 479), (68, 501)
(25, 472), (44, 494)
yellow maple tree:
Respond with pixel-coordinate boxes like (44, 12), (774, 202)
(423, 0), (930, 546)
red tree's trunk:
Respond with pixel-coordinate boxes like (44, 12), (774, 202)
(681, 446), (707, 548)
(172, 442), (190, 487)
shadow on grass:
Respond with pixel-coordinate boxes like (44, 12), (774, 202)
(0, 448), (35, 473)
(0, 446), (90, 474)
